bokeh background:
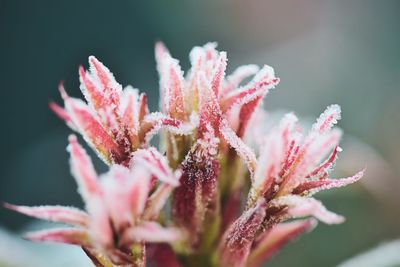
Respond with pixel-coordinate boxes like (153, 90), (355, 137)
(1, 1), (399, 266)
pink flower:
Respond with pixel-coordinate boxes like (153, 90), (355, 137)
(6, 42), (363, 267)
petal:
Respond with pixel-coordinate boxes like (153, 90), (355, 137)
(311, 104), (341, 135)
(293, 169), (364, 196)
(223, 64), (260, 94)
(220, 121), (257, 176)
(211, 51), (227, 98)
(271, 195), (345, 224)
(68, 135), (101, 199)
(218, 199), (267, 267)
(68, 135), (113, 247)
(222, 65), (279, 112)
(197, 72), (223, 136)
(141, 112), (197, 145)
(133, 147), (180, 186)
(143, 183), (174, 220)
(65, 98), (124, 164)
(25, 228), (90, 246)
(4, 204), (89, 227)
(247, 219), (317, 267)
(158, 48), (186, 120)
(101, 164), (151, 228)
(120, 222), (181, 245)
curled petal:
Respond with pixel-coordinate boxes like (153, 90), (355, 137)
(143, 184), (174, 220)
(247, 219), (317, 267)
(218, 199), (267, 267)
(25, 228), (90, 246)
(223, 65), (279, 112)
(272, 195), (344, 224)
(120, 222), (181, 245)
(223, 64), (260, 94)
(4, 204), (88, 227)
(142, 112), (197, 145)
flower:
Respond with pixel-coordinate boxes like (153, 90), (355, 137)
(6, 42), (363, 267)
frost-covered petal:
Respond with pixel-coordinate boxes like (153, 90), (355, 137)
(220, 121), (257, 175)
(4, 204), (89, 227)
(68, 135), (113, 248)
(311, 104), (341, 135)
(120, 222), (181, 245)
(293, 169), (364, 196)
(65, 98), (124, 164)
(222, 65), (279, 112)
(218, 199), (267, 267)
(247, 219), (317, 267)
(25, 228), (90, 246)
(223, 64), (260, 94)
(157, 45), (186, 120)
(272, 195), (344, 224)
(142, 112), (197, 145)
(211, 51), (227, 98)
(133, 147), (180, 186)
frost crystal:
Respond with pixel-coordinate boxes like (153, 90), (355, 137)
(6, 42), (363, 267)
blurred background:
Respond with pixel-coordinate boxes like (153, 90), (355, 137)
(0, 0), (399, 266)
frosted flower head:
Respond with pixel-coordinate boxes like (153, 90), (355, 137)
(6, 42), (363, 267)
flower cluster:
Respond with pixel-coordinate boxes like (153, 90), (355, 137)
(6, 43), (363, 267)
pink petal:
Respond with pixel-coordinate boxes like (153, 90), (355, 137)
(223, 64), (260, 94)
(218, 199), (267, 267)
(101, 165), (151, 228)
(120, 222), (181, 245)
(247, 219), (317, 267)
(142, 112), (197, 145)
(220, 121), (257, 176)
(68, 135), (101, 199)
(4, 204), (89, 227)
(311, 104), (341, 135)
(49, 101), (72, 124)
(120, 86), (141, 149)
(222, 65), (279, 112)
(133, 147), (180, 186)
(158, 50), (186, 120)
(68, 135), (113, 247)
(211, 51), (227, 98)
(143, 184), (174, 220)
(25, 228), (89, 246)
(272, 195), (345, 224)
(65, 98), (124, 164)
(197, 72), (223, 137)
(293, 169), (364, 195)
